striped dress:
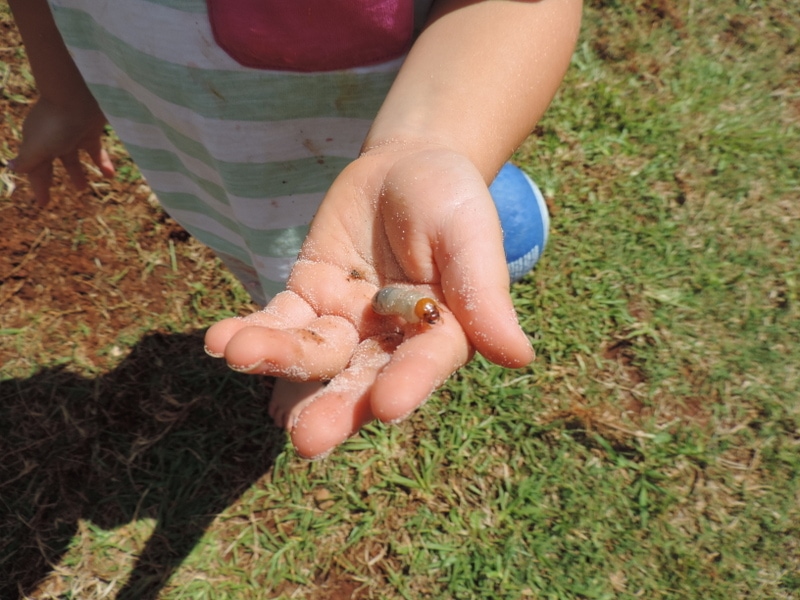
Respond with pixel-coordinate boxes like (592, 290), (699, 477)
(49, 0), (434, 305)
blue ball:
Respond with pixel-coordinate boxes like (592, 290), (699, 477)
(488, 163), (550, 282)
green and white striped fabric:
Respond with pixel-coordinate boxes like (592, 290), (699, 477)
(50, 0), (433, 304)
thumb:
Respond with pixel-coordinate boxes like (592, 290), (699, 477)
(10, 135), (51, 175)
(437, 188), (534, 368)
(380, 149), (534, 368)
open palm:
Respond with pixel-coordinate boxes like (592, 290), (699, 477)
(204, 144), (533, 458)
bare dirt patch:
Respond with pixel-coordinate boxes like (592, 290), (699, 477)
(1, 11), (250, 380)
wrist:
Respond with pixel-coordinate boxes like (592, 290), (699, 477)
(362, 121), (506, 185)
(360, 133), (455, 161)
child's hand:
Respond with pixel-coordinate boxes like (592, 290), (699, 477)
(205, 0), (582, 459)
(11, 97), (115, 206)
(204, 142), (533, 458)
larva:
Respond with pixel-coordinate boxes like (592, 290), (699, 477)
(371, 287), (441, 325)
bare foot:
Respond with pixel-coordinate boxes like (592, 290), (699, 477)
(269, 378), (325, 430)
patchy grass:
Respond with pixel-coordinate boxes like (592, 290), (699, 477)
(2, 0), (799, 598)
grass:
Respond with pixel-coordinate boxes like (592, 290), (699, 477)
(1, 0), (799, 598)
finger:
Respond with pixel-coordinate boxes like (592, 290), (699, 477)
(290, 335), (398, 459)
(204, 290), (318, 356)
(60, 152), (88, 192)
(443, 276), (534, 368)
(370, 317), (472, 424)
(27, 161), (55, 208)
(12, 144), (54, 207)
(221, 315), (360, 380)
(85, 137), (116, 178)
(437, 191), (534, 368)
(11, 123), (55, 206)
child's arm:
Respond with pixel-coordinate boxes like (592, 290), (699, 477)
(367, 0), (583, 182)
(359, 0), (583, 364)
(8, 0), (114, 206)
(9, 0), (91, 107)
(206, 0), (582, 459)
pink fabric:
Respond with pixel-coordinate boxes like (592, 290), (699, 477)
(207, 0), (414, 72)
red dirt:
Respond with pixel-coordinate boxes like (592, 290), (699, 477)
(0, 33), (237, 373)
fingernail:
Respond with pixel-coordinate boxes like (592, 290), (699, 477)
(7, 159), (17, 171)
(203, 344), (224, 358)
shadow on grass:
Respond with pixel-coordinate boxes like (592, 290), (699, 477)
(0, 331), (283, 600)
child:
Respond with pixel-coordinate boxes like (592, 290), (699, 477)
(9, 0), (582, 458)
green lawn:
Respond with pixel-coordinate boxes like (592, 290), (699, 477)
(1, 0), (798, 598)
